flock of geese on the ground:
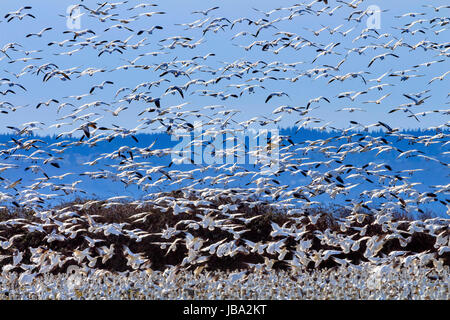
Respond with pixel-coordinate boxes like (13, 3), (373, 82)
(1, 264), (448, 299)
(0, 0), (449, 293)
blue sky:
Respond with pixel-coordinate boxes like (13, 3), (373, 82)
(0, 1), (448, 217)
(0, 0), (449, 135)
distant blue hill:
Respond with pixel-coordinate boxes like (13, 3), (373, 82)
(0, 127), (448, 217)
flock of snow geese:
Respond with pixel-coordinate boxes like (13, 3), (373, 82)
(0, 0), (449, 299)
(1, 265), (448, 299)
